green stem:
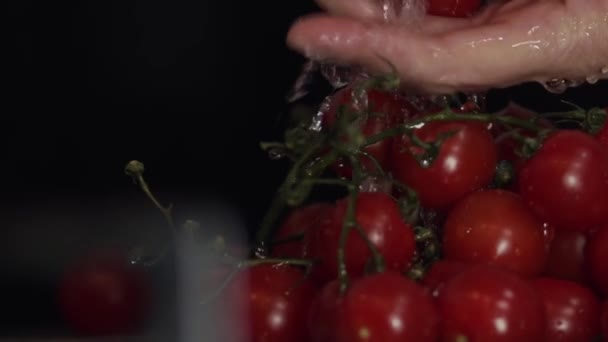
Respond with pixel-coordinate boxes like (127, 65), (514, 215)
(364, 109), (545, 147)
(353, 222), (385, 273)
(135, 173), (176, 233)
(200, 257), (314, 304)
(255, 142), (337, 257)
(337, 183), (357, 294)
(538, 110), (586, 120)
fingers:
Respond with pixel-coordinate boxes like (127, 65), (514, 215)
(315, 0), (383, 21)
(286, 14), (546, 94)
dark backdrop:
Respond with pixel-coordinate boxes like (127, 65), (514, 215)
(5, 0), (608, 337)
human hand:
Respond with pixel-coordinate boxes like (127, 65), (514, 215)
(287, 0), (608, 94)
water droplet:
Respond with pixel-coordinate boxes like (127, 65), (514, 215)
(420, 159), (431, 168)
(351, 86), (369, 112)
(268, 148), (287, 160)
(542, 79), (569, 94)
(464, 91), (487, 112)
(586, 74), (601, 84)
(309, 96), (332, 132)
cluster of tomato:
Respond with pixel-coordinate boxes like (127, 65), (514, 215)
(213, 79), (608, 342)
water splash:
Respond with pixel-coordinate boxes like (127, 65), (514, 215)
(309, 95), (333, 132)
(320, 63), (363, 89)
(359, 175), (392, 193)
(286, 60), (319, 103)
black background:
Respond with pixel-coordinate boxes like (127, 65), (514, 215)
(5, 0), (608, 337)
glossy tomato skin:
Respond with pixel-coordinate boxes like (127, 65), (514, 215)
(390, 120), (497, 211)
(442, 189), (548, 277)
(437, 265), (546, 342)
(518, 130), (608, 232)
(532, 278), (601, 342)
(585, 224), (608, 297)
(336, 271), (440, 342)
(271, 203), (332, 259)
(307, 192), (416, 284)
(219, 264), (315, 342)
(420, 259), (471, 297)
(58, 250), (150, 336)
(426, 0), (482, 17)
(322, 86), (418, 178)
(308, 280), (343, 342)
(602, 302), (608, 340)
(544, 230), (589, 284)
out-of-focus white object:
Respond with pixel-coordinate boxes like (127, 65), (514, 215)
(175, 202), (248, 342)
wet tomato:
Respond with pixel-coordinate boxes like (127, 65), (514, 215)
(321, 86), (418, 178)
(442, 189), (548, 277)
(420, 259), (471, 296)
(335, 271), (440, 342)
(57, 249), (150, 336)
(602, 302), (608, 340)
(544, 230), (589, 284)
(271, 203), (332, 259)
(532, 278), (601, 342)
(437, 265), (545, 342)
(307, 192), (416, 284)
(219, 264), (315, 342)
(390, 120), (497, 211)
(426, 0), (482, 17)
(585, 224), (608, 297)
(518, 130), (608, 232)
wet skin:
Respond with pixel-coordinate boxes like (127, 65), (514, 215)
(287, 0), (608, 94)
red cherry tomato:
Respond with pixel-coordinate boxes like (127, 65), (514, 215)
(426, 0), (482, 17)
(437, 265), (546, 342)
(442, 189), (548, 277)
(420, 259), (471, 296)
(271, 203), (332, 259)
(390, 120), (497, 211)
(321, 86), (418, 178)
(58, 250), (150, 336)
(601, 301), (608, 340)
(308, 280), (343, 342)
(585, 224), (608, 297)
(532, 278), (601, 342)
(307, 192), (416, 284)
(518, 130), (608, 232)
(544, 230), (589, 284)
(219, 264), (315, 342)
(335, 271), (440, 342)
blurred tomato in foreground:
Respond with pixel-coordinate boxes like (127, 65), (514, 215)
(57, 249), (151, 336)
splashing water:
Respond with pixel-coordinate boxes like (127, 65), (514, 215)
(286, 60), (319, 103)
(542, 77), (589, 94)
(309, 95), (333, 132)
(320, 63), (365, 89)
